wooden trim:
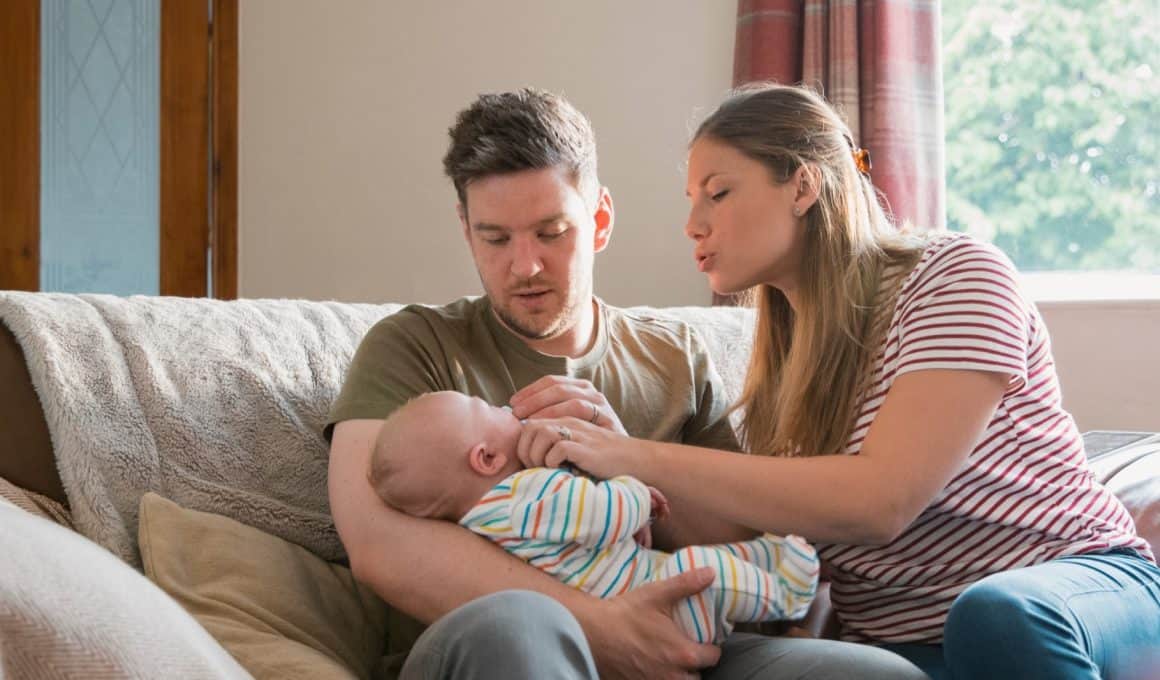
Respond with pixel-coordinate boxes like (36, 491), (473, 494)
(0, 1), (40, 291)
(211, 0), (238, 300)
(160, 0), (210, 297)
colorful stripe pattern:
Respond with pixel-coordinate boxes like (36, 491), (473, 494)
(461, 467), (819, 643)
(661, 534), (819, 644)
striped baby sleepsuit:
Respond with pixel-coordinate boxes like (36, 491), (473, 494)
(460, 467), (819, 644)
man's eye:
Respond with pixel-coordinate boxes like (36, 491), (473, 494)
(484, 237), (509, 245)
(539, 231), (566, 240)
(710, 189), (730, 202)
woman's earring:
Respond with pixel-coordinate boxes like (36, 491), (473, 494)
(793, 206), (803, 217)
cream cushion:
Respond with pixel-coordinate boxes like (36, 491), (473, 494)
(137, 492), (389, 680)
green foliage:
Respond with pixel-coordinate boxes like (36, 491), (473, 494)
(942, 0), (1159, 271)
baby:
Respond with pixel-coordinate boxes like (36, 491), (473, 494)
(368, 390), (819, 644)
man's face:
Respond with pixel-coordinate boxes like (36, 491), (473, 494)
(460, 167), (612, 342)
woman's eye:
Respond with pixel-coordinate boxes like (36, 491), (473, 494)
(710, 189), (730, 202)
(540, 231), (565, 240)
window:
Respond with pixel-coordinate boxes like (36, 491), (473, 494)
(942, 0), (1158, 298)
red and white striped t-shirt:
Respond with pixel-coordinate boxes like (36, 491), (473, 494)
(816, 233), (1154, 644)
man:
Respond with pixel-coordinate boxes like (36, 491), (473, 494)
(326, 88), (925, 680)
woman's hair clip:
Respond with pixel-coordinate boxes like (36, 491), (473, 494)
(853, 148), (872, 178)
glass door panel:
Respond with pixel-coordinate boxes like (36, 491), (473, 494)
(39, 0), (159, 294)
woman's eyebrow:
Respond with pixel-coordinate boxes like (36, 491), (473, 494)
(685, 172), (723, 197)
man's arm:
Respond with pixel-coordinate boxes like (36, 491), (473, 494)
(329, 419), (566, 616)
(329, 419), (720, 678)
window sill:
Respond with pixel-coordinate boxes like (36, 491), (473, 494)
(1019, 272), (1160, 306)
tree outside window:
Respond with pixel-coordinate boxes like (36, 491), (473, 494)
(943, 0), (1158, 272)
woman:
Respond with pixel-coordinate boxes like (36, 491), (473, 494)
(515, 84), (1160, 679)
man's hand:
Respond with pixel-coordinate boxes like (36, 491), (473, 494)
(510, 376), (628, 435)
(575, 567), (721, 680)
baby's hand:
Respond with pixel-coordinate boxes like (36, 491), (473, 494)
(632, 488), (669, 549)
(647, 485), (670, 523)
(632, 524), (653, 549)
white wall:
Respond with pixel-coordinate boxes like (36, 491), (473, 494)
(1039, 301), (1160, 432)
(236, 2), (1158, 433)
(238, 0), (735, 307)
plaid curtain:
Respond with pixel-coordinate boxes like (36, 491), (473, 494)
(733, 0), (946, 233)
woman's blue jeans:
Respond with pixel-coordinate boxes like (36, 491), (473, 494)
(881, 550), (1160, 680)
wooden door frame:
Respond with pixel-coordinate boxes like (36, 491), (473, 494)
(0, 0), (237, 299)
(211, 0), (238, 300)
(161, 0), (211, 297)
(0, 1), (39, 292)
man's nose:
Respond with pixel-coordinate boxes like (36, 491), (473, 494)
(510, 238), (544, 279)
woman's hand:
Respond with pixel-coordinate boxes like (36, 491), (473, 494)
(515, 416), (652, 480)
(510, 376), (628, 435)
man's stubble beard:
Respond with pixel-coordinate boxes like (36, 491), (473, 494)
(493, 286), (588, 342)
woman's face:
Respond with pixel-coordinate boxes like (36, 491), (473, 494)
(684, 136), (808, 297)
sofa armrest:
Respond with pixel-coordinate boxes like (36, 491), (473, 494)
(0, 499), (251, 678)
(0, 322), (63, 504)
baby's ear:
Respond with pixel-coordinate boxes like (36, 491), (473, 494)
(467, 443), (508, 475)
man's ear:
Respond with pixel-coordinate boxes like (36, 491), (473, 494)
(467, 443), (508, 476)
(592, 187), (614, 254)
(791, 165), (821, 215)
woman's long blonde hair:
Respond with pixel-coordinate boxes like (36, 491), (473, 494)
(695, 83), (925, 457)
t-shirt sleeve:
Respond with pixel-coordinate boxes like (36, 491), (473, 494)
(324, 309), (446, 441)
(682, 327), (743, 452)
(895, 238), (1031, 392)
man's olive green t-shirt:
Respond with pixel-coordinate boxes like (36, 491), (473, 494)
(324, 296), (740, 664)
(326, 296), (739, 449)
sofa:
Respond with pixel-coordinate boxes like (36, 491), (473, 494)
(1, 292), (1157, 679)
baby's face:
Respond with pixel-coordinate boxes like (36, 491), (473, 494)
(457, 394), (523, 453)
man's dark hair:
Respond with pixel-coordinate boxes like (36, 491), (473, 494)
(443, 88), (599, 211)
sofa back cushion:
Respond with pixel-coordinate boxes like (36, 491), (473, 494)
(0, 294), (757, 568)
(1089, 438), (1160, 556)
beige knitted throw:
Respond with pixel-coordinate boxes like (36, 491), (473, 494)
(0, 292), (752, 568)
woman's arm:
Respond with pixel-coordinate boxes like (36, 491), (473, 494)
(650, 489), (760, 549)
(511, 375), (757, 548)
(529, 368), (1008, 544)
